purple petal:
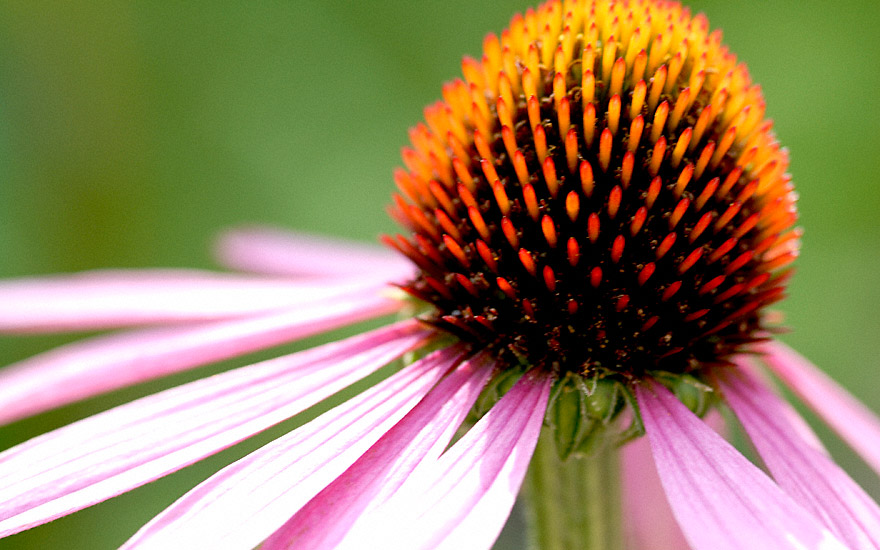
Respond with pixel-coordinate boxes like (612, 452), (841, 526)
(721, 363), (880, 549)
(329, 370), (552, 550)
(122, 345), (466, 550)
(0, 291), (403, 425)
(259, 352), (496, 550)
(637, 383), (847, 550)
(0, 320), (431, 538)
(215, 227), (414, 281)
(0, 269), (389, 333)
(760, 340), (880, 478)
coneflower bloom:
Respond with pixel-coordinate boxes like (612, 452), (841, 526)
(1, 1), (879, 549)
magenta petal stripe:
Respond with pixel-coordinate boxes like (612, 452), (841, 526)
(215, 227), (415, 281)
(0, 320), (432, 538)
(259, 352), (496, 550)
(720, 364), (880, 550)
(636, 383), (848, 550)
(0, 291), (403, 426)
(331, 370), (552, 550)
(0, 269), (388, 333)
(761, 340), (880, 478)
(121, 345), (467, 550)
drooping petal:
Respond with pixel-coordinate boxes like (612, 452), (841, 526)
(215, 227), (415, 281)
(331, 370), (552, 550)
(122, 345), (467, 550)
(636, 383), (847, 550)
(260, 352), (496, 550)
(736, 362), (829, 454)
(720, 363), (880, 549)
(760, 340), (880, 478)
(622, 420), (694, 550)
(623, 409), (728, 550)
(0, 291), (403, 425)
(0, 269), (390, 333)
(0, 320), (432, 538)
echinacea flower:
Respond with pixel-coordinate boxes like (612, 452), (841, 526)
(2, 1), (879, 549)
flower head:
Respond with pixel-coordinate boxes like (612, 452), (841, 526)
(389, 0), (796, 382)
(0, 1), (878, 550)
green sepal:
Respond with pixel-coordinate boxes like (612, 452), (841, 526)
(572, 421), (607, 456)
(400, 330), (458, 368)
(672, 374), (714, 416)
(612, 383), (645, 447)
(651, 371), (717, 417)
(469, 364), (525, 421)
(549, 379), (586, 459)
(546, 374), (625, 460)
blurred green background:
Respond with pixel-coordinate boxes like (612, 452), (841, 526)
(0, 1), (878, 548)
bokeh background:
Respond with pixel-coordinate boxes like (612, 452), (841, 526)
(0, 0), (878, 548)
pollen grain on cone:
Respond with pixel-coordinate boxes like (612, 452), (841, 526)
(386, 0), (797, 379)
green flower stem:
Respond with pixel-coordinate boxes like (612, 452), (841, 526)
(522, 432), (623, 550)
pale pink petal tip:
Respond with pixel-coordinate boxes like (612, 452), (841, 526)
(0, 320), (430, 539)
(215, 226), (415, 281)
(122, 343), (470, 550)
(760, 340), (880, 478)
(722, 363), (880, 550)
(326, 370), (552, 550)
(0, 290), (403, 426)
(637, 382), (847, 550)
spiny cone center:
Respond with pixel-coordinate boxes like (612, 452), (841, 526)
(387, 0), (798, 379)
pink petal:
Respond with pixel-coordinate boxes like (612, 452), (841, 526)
(122, 345), (466, 550)
(623, 410), (728, 550)
(637, 383), (847, 550)
(261, 352), (496, 550)
(333, 370), (552, 550)
(720, 363), (880, 549)
(738, 361), (830, 454)
(0, 320), (431, 538)
(215, 227), (415, 281)
(0, 269), (392, 333)
(760, 340), (880, 478)
(622, 421), (697, 550)
(0, 291), (403, 425)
